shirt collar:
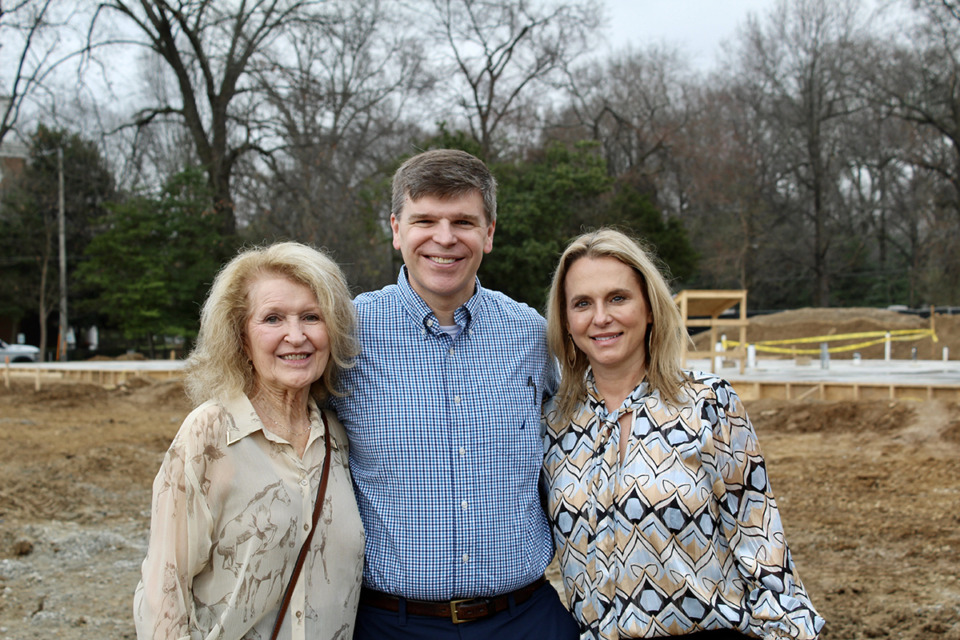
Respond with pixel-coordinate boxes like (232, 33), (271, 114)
(585, 367), (650, 423)
(221, 393), (260, 444)
(222, 393), (324, 446)
(396, 265), (484, 332)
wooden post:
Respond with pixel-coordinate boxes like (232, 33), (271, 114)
(34, 367), (41, 391)
(738, 292), (747, 373)
(709, 322), (718, 373)
(3, 356), (9, 389)
(930, 306), (936, 359)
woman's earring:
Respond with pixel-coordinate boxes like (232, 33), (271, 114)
(566, 334), (578, 368)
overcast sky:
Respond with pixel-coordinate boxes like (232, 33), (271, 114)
(603, 0), (778, 70)
(602, 0), (912, 70)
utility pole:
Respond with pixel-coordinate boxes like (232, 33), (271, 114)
(57, 147), (67, 362)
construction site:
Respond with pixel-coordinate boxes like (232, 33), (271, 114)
(1, 303), (959, 639)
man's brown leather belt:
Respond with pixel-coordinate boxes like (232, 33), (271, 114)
(360, 576), (547, 624)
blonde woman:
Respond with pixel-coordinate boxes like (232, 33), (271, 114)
(134, 242), (364, 640)
(542, 229), (824, 640)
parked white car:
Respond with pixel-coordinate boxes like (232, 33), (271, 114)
(0, 338), (40, 363)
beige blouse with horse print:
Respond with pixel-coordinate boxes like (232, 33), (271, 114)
(134, 394), (364, 640)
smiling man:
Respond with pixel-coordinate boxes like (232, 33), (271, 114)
(331, 149), (577, 640)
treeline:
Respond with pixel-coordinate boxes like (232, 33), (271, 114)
(1, 0), (959, 355)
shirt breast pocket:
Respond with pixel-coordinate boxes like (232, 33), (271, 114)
(486, 382), (544, 472)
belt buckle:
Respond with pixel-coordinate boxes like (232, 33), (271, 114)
(449, 598), (472, 624)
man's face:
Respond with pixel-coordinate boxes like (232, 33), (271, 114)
(391, 191), (495, 318)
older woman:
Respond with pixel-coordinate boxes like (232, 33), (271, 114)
(134, 242), (364, 640)
(542, 229), (825, 640)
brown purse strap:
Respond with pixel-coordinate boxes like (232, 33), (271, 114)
(270, 412), (332, 640)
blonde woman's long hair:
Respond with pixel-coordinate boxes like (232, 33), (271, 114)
(546, 228), (688, 424)
(184, 242), (359, 406)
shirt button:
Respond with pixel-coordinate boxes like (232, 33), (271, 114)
(426, 319), (433, 327)
(459, 446), (466, 457)
(300, 478), (308, 486)
(295, 610), (302, 619)
(462, 553), (469, 563)
(448, 347), (454, 355)
(461, 500), (468, 510)
(454, 395), (461, 404)
(304, 523), (310, 531)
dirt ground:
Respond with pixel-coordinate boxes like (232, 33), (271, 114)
(1, 309), (958, 639)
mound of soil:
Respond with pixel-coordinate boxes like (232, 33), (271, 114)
(749, 398), (916, 433)
(693, 308), (960, 361)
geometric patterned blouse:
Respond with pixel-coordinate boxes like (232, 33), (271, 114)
(542, 370), (825, 639)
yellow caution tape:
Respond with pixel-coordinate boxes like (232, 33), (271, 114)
(722, 329), (938, 355)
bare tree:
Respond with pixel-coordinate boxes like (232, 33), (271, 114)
(883, 133), (960, 304)
(90, 0), (326, 235)
(419, 0), (601, 160)
(562, 46), (688, 173)
(670, 84), (787, 304)
(107, 49), (203, 195)
(866, 0), (960, 219)
(240, 0), (428, 289)
(732, 0), (867, 306)
(554, 45), (694, 192)
(0, 0), (79, 147)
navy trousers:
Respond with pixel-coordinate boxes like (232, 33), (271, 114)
(353, 581), (579, 640)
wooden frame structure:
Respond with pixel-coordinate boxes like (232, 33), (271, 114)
(3, 361), (182, 391)
(675, 289), (748, 373)
(730, 380), (960, 402)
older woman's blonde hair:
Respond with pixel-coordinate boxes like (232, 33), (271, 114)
(546, 228), (688, 424)
(184, 242), (359, 405)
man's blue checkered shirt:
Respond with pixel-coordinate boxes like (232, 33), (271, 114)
(331, 268), (558, 600)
